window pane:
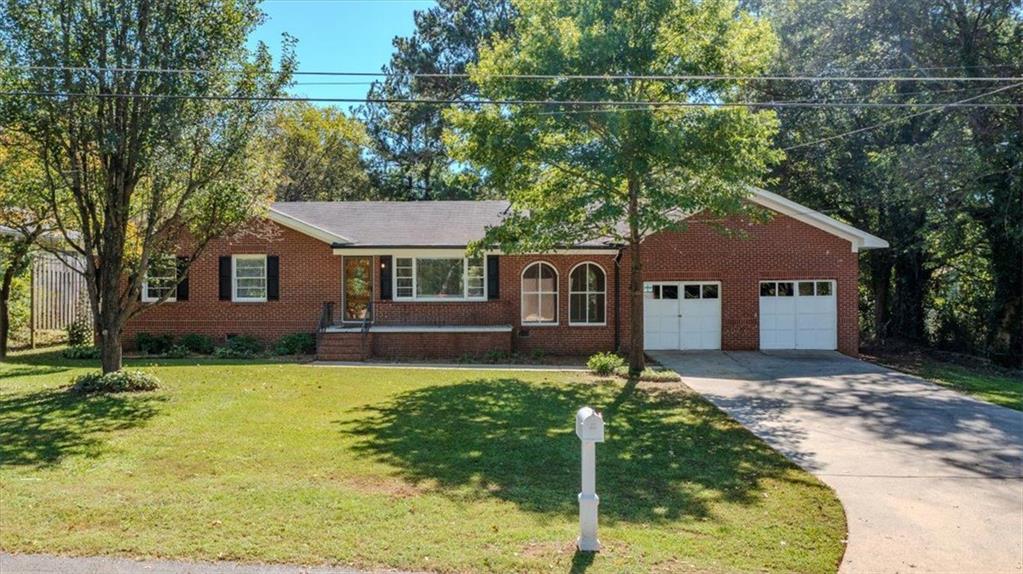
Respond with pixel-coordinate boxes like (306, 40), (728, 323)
(523, 263), (539, 292)
(588, 294), (605, 323)
(570, 293), (587, 323)
(539, 263), (556, 292)
(662, 285), (679, 299)
(652, 285), (661, 299)
(778, 282), (794, 296)
(761, 282), (775, 296)
(684, 285), (701, 299)
(523, 294), (541, 322)
(588, 265), (605, 291)
(799, 282), (815, 296)
(570, 266), (586, 292)
(702, 284), (718, 299)
(416, 258), (464, 298)
(540, 293), (556, 322)
(816, 281), (832, 296)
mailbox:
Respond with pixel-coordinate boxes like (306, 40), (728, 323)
(575, 407), (604, 443)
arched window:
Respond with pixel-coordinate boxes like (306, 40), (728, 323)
(569, 262), (606, 325)
(521, 262), (558, 325)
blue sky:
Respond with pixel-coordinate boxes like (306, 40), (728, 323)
(248, 0), (436, 106)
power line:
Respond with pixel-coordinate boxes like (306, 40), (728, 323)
(1, 90), (1020, 109)
(782, 82), (1023, 151)
(6, 65), (1023, 83)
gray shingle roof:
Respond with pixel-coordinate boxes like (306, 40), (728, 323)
(271, 200), (515, 247)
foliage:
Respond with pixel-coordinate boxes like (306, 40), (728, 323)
(614, 365), (681, 383)
(135, 333), (175, 356)
(66, 297), (93, 348)
(62, 345), (101, 360)
(70, 369), (159, 394)
(273, 332), (316, 355)
(264, 102), (374, 201)
(213, 335), (264, 358)
(1, 354), (845, 572)
(178, 333), (215, 355)
(163, 345), (191, 359)
(447, 0), (781, 372)
(359, 0), (514, 199)
(762, 0), (1022, 366)
(0, 0), (295, 373)
(587, 352), (625, 376)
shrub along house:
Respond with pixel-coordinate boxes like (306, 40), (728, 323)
(124, 188), (887, 360)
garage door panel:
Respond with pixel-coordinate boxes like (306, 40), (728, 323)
(760, 280), (836, 351)
(645, 282), (721, 351)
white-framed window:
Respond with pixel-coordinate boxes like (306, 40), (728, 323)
(759, 280), (833, 297)
(233, 254), (267, 302)
(521, 261), (558, 325)
(569, 262), (606, 325)
(393, 256), (486, 301)
(142, 255), (177, 302)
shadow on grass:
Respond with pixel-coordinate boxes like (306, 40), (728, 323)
(340, 378), (798, 523)
(0, 387), (165, 468)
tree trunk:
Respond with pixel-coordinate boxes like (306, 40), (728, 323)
(984, 208), (1022, 368)
(626, 175), (645, 376)
(97, 279), (125, 374)
(0, 266), (12, 359)
(869, 249), (893, 341)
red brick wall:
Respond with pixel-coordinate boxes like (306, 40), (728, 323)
(125, 207), (863, 357)
(123, 224), (340, 349)
(371, 331), (512, 359)
(619, 211), (860, 355)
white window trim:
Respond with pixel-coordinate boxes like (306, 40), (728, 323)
(392, 256), (487, 302)
(759, 279), (835, 298)
(568, 261), (607, 326)
(521, 261), (559, 326)
(232, 254), (268, 303)
(141, 256), (177, 303)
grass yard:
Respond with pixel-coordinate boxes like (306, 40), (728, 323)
(1, 349), (846, 573)
(865, 350), (1023, 411)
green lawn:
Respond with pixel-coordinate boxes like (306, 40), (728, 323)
(869, 352), (1023, 411)
(1, 350), (846, 573)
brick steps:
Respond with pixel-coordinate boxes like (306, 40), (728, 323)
(317, 332), (370, 361)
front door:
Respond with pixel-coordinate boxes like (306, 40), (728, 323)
(343, 256), (373, 322)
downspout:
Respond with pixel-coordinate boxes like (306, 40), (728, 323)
(613, 248), (623, 352)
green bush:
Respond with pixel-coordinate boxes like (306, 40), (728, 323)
(587, 352), (625, 376)
(62, 345), (101, 359)
(66, 304), (92, 347)
(274, 332), (316, 355)
(70, 370), (160, 394)
(136, 332), (175, 355)
(178, 333), (215, 354)
(213, 335), (264, 358)
(163, 345), (190, 359)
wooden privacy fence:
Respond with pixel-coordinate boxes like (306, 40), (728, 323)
(31, 252), (90, 342)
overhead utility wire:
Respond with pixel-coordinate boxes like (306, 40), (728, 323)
(782, 81), (1023, 151)
(6, 65), (1023, 82)
(1, 91), (1020, 108)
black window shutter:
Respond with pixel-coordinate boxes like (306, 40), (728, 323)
(486, 255), (500, 299)
(267, 256), (280, 301)
(379, 256), (392, 300)
(176, 256), (189, 301)
(218, 256), (231, 300)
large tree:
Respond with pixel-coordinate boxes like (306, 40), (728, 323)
(762, 0), (1022, 365)
(264, 102), (373, 202)
(447, 0), (781, 374)
(360, 0), (514, 199)
(0, 0), (294, 373)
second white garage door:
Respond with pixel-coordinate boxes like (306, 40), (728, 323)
(759, 280), (837, 350)
(644, 282), (721, 350)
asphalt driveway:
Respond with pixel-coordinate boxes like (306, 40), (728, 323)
(649, 350), (1023, 574)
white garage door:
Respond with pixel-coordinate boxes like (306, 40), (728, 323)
(759, 280), (836, 350)
(644, 282), (721, 350)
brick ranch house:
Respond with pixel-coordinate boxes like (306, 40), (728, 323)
(125, 188), (887, 360)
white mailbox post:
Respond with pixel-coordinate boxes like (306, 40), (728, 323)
(575, 406), (604, 552)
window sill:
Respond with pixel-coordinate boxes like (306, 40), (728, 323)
(231, 299), (268, 304)
(521, 322), (560, 328)
(142, 298), (176, 304)
(568, 322), (607, 327)
(390, 298), (489, 303)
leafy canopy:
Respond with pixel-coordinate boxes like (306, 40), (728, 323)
(446, 0), (782, 251)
